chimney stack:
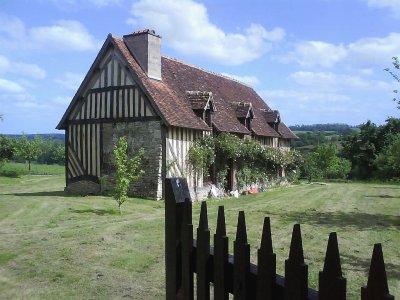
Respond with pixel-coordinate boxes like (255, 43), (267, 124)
(123, 29), (161, 80)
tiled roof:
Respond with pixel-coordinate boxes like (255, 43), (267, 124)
(277, 123), (298, 139)
(75, 34), (297, 139)
(112, 36), (210, 131)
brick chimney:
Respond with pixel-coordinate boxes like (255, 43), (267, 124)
(123, 29), (161, 80)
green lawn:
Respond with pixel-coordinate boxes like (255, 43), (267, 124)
(0, 172), (399, 299)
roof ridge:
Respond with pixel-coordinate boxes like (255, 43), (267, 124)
(162, 55), (252, 88)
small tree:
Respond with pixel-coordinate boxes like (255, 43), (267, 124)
(17, 135), (42, 171)
(0, 135), (15, 170)
(113, 137), (144, 213)
(384, 56), (400, 109)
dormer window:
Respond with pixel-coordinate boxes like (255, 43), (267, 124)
(263, 109), (280, 131)
(233, 102), (254, 131)
(186, 91), (215, 127)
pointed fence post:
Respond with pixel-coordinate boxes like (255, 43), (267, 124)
(256, 217), (277, 300)
(197, 201), (211, 300)
(214, 206), (229, 300)
(361, 243), (394, 300)
(319, 232), (346, 300)
(284, 224), (308, 300)
(181, 198), (194, 300)
(233, 211), (251, 300)
(165, 177), (192, 300)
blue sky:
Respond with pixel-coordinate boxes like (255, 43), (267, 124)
(0, 0), (399, 134)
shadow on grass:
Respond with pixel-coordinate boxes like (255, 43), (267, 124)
(69, 208), (118, 215)
(3, 191), (78, 197)
(341, 252), (400, 280)
(365, 195), (400, 199)
(371, 186), (400, 190)
(270, 211), (400, 230)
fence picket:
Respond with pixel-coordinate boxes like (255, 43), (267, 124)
(214, 206), (229, 300)
(319, 232), (346, 300)
(164, 178), (395, 300)
(197, 202), (211, 300)
(361, 243), (394, 300)
(256, 217), (277, 300)
(284, 224), (308, 300)
(233, 211), (251, 300)
(181, 199), (194, 300)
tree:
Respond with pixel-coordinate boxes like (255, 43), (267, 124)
(302, 152), (323, 183)
(113, 137), (144, 213)
(0, 135), (15, 170)
(16, 135), (42, 171)
(374, 134), (400, 179)
(384, 56), (400, 109)
(341, 121), (379, 179)
(37, 139), (65, 165)
(341, 119), (400, 179)
(303, 143), (351, 181)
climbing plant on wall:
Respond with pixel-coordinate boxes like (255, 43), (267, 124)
(187, 133), (300, 190)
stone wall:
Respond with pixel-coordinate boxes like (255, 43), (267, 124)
(65, 180), (100, 195)
(102, 121), (163, 200)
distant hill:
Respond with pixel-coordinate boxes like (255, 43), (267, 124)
(289, 123), (357, 133)
(2, 133), (65, 143)
(289, 123), (360, 152)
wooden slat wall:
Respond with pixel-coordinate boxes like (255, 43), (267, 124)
(67, 124), (101, 180)
(166, 127), (199, 188)
(68, 53), (156, 121)
(255, 136), (274, 147)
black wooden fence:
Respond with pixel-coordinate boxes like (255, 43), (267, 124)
(165, 178), (395, 300)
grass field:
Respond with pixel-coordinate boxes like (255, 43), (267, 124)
(0, 168), (399, 299)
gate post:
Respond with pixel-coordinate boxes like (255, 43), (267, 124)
(165, 177), (192, 300)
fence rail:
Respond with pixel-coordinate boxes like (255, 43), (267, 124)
(165, 177), (395, 300)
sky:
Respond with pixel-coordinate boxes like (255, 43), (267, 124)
(0, 0), (399, 134)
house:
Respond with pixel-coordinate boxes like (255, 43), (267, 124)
(56, 29), (297, 199)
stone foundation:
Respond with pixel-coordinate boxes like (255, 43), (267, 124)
(65, 180), (100, 195)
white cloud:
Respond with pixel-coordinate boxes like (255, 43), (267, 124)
(261, 89), (350, 104)
(289, 71), (391, 92)
(0, 14), (100, 52)
(0, 78), (25, 93)
(282, 41), (347, 68)
(348, 32), (400, 65)
(14, 62), (46, 79)
(53, 95), (73, 104)
(0, 55), (46, 79)
(0, 55), (11, 72)
(49, 0), (122, 9)
(0, 14), (25, 40)
(363, 0), (400, 18)
(281, 32), (400, 68)
(15, 101), (49, 109)
(54, 72), (84, 90)
(29, 20), (101, 51)
(129, 0), (285, 65)
(221, 73), (260, 86)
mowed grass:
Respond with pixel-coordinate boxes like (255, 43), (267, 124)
(0, 162), (65, 177)
(0, 172), (399, 299)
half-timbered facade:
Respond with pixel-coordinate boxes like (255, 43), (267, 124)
(57, 29), (297, 199)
